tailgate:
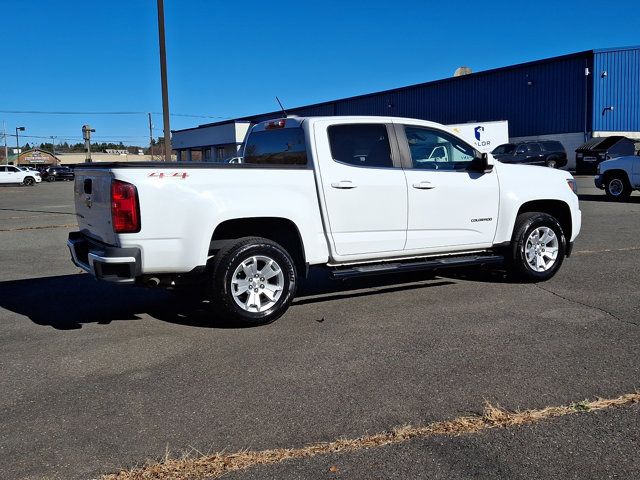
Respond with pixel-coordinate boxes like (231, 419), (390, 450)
(73, 168), (118, 245)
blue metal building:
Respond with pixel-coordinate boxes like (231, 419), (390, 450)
(173, 46), (640, 168)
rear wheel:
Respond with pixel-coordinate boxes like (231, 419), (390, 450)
(545, 158), (557, 168)
(209, 237), (297, 326)
(508, 212), (565, 282)
(604, 174), (631, 201)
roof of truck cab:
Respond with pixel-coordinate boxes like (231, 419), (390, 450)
(254, 115), (452, 131)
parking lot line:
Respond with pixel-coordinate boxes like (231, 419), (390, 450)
(574, 246), (640, 255)
(0, 223), (77, 232)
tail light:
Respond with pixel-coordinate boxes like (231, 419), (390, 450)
(111, 180), (140, 233)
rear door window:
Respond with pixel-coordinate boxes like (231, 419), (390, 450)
(328, 124), (393, 168)
(527, 143), (542, 153)
(541, 141), (563, 152)
(243, 127), (307, 165)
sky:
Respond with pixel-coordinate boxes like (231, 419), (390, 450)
(0, 0), (638, 147)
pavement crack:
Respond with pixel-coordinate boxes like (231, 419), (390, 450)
(102, 392), (640, 480)
(533, 283), (637, 326)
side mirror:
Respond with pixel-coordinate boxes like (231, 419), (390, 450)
(467, 152), (493, 173)
(471, 152), (493, 173)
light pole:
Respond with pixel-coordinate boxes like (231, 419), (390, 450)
(156, 0), (172, 161)
(15, 126), (25, 164)
(82, 125), (95, 163)
(50, 136), (57, 157)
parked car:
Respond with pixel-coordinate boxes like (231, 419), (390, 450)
(491, 141), (567, 168)
(42, 166), (75, 182)
(0, 165), (41, 186)
(575, 136), (636, 174)
(594, 153), (640, 200)
(68, 116), (581, 326)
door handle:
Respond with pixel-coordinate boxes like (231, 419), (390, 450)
(331, 180), (357, 189)
(412, 181), (435, 189)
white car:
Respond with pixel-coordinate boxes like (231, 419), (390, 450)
(594, 154), (640, 200)
(68, 116), (581, 325)
(0, 165), (41, 186)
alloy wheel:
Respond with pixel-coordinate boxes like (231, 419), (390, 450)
(230, 255), (284, 313)
(525, 226), (559, 272)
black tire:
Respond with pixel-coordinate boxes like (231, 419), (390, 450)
(47, 176), (56, 182)
(23, 177), (35, 186)
(545, 158), (557, 168)
(508, 212), (566, 282)
(209, 236), (297, 326)
(604, 174), (631, 201)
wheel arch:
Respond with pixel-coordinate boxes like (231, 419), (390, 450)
(210, 217), (307, 277)
(515, 200), (572, 243)
(602, 168), (630, 185)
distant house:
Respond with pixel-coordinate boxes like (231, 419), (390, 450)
(17, 148), (60, 167)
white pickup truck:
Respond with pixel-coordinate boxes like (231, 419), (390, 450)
(594, 154), (640, 200)
(68, 116), (581, 325)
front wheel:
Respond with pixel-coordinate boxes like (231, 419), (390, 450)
(209, 237), (297, 326)
(508, 212), (566, 282)
(545, 158), (557, 168)
(47, 176), (56, 182)
(23, 177), (35, 186)
(604, 175), (631, 201)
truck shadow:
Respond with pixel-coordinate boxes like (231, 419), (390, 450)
(0, 270), (458, 330)
(578, 194), (640, 203)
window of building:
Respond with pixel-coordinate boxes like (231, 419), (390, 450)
(243, 127), (307, 165)
(404, 126), (475, 170)
(328, 124), (393, 168)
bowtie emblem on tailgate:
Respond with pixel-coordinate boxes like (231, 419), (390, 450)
(85, 195), (92, 208)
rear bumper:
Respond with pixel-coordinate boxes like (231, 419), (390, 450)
(67, 231), (141, 284)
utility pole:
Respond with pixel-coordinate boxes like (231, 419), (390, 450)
(3, 122), (8, 165)
(15, 126), (25, 164)
(82, 124), (95, 163)
(157, 0), (172, 161)
(50, 136), (56, 157)
(148, 112), (154, 160)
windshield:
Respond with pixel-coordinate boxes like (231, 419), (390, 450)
(492, 144), (515, 155)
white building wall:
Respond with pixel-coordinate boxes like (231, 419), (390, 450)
(593, 131), (640, 140)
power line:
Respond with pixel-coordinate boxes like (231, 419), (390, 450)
(0, 109), (229, 119)
(1, 133), (148, 140)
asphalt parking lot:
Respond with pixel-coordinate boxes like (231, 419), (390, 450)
(0, 177), (639, 479)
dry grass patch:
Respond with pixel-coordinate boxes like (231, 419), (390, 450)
(104, 392), (640, 480)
